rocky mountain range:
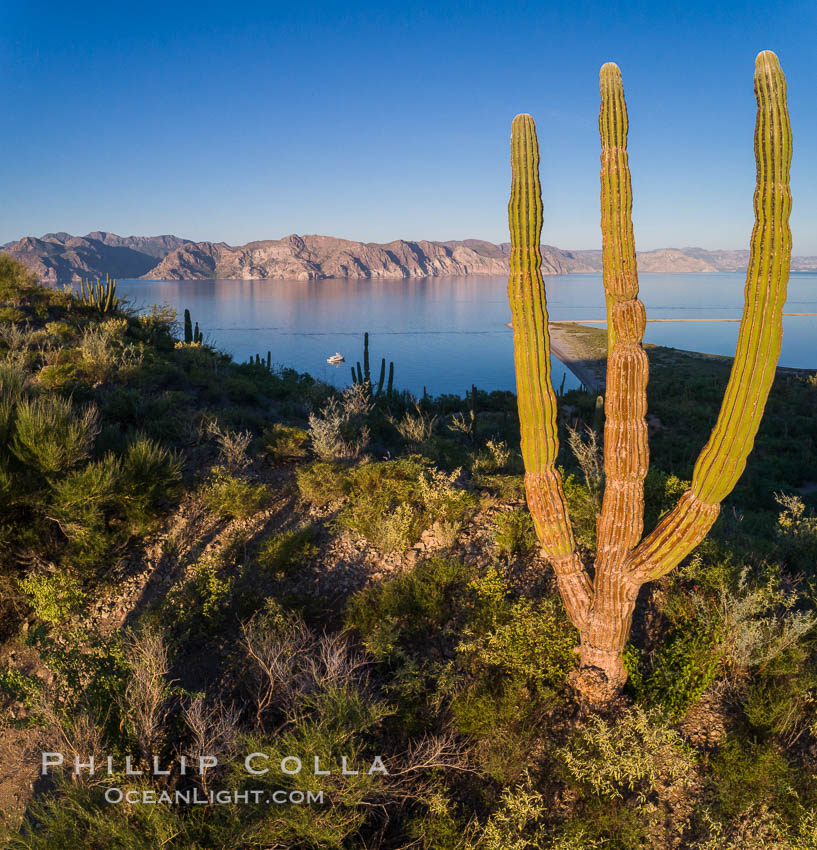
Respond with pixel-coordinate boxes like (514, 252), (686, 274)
(3, 231), (817, 284)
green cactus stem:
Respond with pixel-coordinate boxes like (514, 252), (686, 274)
(508, 113), (592, 629)
(629, 50), (792, 584)
(78, 274), (118, 314)
(184, 309), (193, 343)
(376, 358), (386, 395)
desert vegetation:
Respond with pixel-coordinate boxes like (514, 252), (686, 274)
(0, 52), (816, 850)
(0, 245), (816, 847)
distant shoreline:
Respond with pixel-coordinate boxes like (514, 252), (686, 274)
(507, 321), (817, 393)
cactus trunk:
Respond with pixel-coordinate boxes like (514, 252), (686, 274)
(508, 52), (792, 708)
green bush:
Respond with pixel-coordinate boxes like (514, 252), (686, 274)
(741, 644), (817, 740)
(20, 572), (86, 624)
(562, 471), (598, 549)
(559, 707), (696, 804)
(492, 507), (537, 557)
(335, 457), (475, 552)
(120, 435), (182, 532)
(709, 737), (797, 822)
(457, 595), (578, 690)
(49, 453), (123, 564)
(201, 470), (270, 520)
(630, 581), (724, 718)
(347, 557), (471, 663)
(11, 395), (99, 476)
(256, 525), (320, 578)
(262, 423), (310, 462)
(295, 460), (353, 505)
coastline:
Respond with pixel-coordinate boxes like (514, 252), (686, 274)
(513, 321), (817, 394)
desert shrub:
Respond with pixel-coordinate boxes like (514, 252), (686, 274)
(742, 643), (817, 740)
(335, 458), (474, 552)
(262, 423), (309, 462)
(473, 472), (526, 500)
(347, 557), (471, 664)
(0, 254), (39, 302)
(466, 773), (550, 849)
(632, 582), (724, 718)
(717, 567), (817, 678)
(256, 525), (320, 578)
(559, 707), (696, 803)
(389, 404), (437, 446)
(0, 667), (43, 712)
(77, 318), (129, 382)
(708, 737), (798, 823)
(457, 594), (577, 691)
(182, 559), (234, 627)
(36, 361), (82, 390)
(308, 385), (371, 460)
(20, 572), (86, 624)
(44, 321), (76, 344)
(11, 395), (100, 476)
(201, 470), (270, 520)
(295, 460), (353, 505)
(775, 491), (817, 568)
(465, 773), (609, 850)
(694, 802), (817, 850)
(49, 453), (123, 564)
(206, 421), (253, 473)
(492, 507), (537, 557)
(561, 471), (599, 549)
(120, 435), (182, 532)
(450, 570), (577, 778)
(472, 439), (513, 475)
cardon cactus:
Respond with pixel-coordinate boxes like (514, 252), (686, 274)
(352, 331), (394, 397)
(508, 51), (792, 707)
(184, 308), (193, 343)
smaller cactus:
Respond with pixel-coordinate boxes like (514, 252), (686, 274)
(351, 332), (394, 397)
(184, 309), (193, 343)
(79, 274), (118, 314)
(363, 332), (371, 384)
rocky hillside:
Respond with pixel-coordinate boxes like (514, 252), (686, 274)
(1, 232), (189, 285)
(3, 231), (817, 283)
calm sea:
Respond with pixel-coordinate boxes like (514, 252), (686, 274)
(118, 273), (817, 398)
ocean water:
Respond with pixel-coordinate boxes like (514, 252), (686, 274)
(118, 273), (817, 398)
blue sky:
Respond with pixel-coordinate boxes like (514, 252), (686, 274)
(1, 0), (815, 252)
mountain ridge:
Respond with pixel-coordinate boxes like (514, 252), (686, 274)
(3, 231), (817, 284)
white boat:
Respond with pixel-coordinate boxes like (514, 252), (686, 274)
(326, 352), (345, 364)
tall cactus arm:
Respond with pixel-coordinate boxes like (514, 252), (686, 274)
(629, 50), (792, 584)
(508, 114), (592, 627)
(595, 63), (650, 572)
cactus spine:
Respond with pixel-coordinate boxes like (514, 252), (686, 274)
(79, 274), (118, 313)
(509, 52), (792, 707)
